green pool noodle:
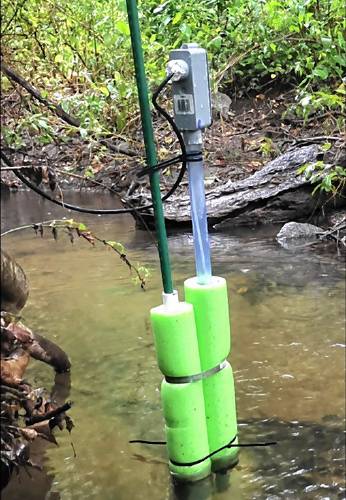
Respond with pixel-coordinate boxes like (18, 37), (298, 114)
(150, 301), (201, 377)
(184, 277), (239, 471)
(161, 380), (211, 481)
(184, 276), (231, 370)
(203, 362), (239, 471)
(151, 299), (211, 480)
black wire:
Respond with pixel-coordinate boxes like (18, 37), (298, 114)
(151, 74), (187, 163)
(129, 435), (277, 467)
(129, 439), (167, 445)
(137, 154), (182, 178)
(129, 437), (277, 448)
(1, 73), (185, 215)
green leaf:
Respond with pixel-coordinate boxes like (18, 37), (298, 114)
(54, 53), (63, 64)
(269, 43), (276, 53)
(84, 167), (95, 179)
(106, 241), (125, 254)
(297, 164), (308, 175)
(321, 142), (332, 151)
(80, 128), (88, 139)
(98, 86), (109, 96)
(180, 23), (191, 37)
(115, 20), (130, 36)
(210, 36), (222, 50)
(172, 12), (182, 25)
(313, 67), (329, 80)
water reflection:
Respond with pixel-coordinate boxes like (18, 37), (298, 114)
(1, 192), (345, 500)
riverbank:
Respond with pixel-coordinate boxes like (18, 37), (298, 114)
(1, 86), (344, 190)
(1, 86), (345, 231)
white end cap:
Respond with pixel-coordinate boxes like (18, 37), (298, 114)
(162, 289), (179, 306)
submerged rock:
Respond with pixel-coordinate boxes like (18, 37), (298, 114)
(276, 222), (322, 242)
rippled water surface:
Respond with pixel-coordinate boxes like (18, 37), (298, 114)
(2, 191), (345, 500)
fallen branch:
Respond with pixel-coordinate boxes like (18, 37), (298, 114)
(284, 136), (344, 148)
(26, 401), (73, 426)
(53, 167), (128, 199)
(1, 61), (80, 127)
(99, 139), (138, 157)
(1, 62), (140, 158)
(317, 219), (346, 247)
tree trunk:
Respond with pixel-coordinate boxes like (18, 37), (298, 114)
(130, 145), (345, 227)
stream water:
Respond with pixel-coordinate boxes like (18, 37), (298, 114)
(1, 191), (345, 500)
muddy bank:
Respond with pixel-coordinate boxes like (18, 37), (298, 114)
(0, 250), (72, 490)
(1, 87), (345, 229)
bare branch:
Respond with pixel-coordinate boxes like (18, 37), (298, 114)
(1, 61), (80, 127)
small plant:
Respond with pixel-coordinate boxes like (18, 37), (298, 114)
(43, 219), (151, 289)
(259, 137), (275, 158)
(294, 81), (345, 122)
(297, 159), (346, 197)
(2, 219), (150, 289)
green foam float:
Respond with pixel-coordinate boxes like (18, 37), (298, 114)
(150, 276), (239, 481)
(151, 299), (211, 481)
(161, 380), (211, 480)
(185, 277), (239, 471)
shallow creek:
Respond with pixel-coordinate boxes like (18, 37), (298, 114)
(2, 191), (345, 500)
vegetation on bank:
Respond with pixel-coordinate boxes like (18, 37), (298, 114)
(2, 0), (345, 131)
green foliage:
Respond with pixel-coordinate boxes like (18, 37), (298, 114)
(294, 81), (345, 121)
(259, 137), (275, 158)
(1, 0), (345, 135)
(142, 0), (345, 89)
(298, 158), (346, 197)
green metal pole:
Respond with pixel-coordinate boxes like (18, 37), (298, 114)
(126, 0), (173, 294)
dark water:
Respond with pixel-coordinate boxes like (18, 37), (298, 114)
(1, 191), (345, 500)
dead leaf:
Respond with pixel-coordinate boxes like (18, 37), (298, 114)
(65, 415), (74, 433)
(47, 168), (57, 191)
(27, 421), (58, 445)
(79, 231), (95, 246)
(20, 428), (38, 441)
(6, 322), (33, 344)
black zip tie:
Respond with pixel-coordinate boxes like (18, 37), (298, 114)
(137, 151), (203, 178)
(170, 435), (238, 467)
(185, 151), (203, 162)
(129, 439), (167, 445)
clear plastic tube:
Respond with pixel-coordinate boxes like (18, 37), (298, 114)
(187, 155), (212, 285)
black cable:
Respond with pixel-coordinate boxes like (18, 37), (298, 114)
(129, 439), (167, 445)
(151, 73), (187, 168)
(129, 435), (277, 467)
(137, 154), (182, 178)
(1, 73), (185, 215)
